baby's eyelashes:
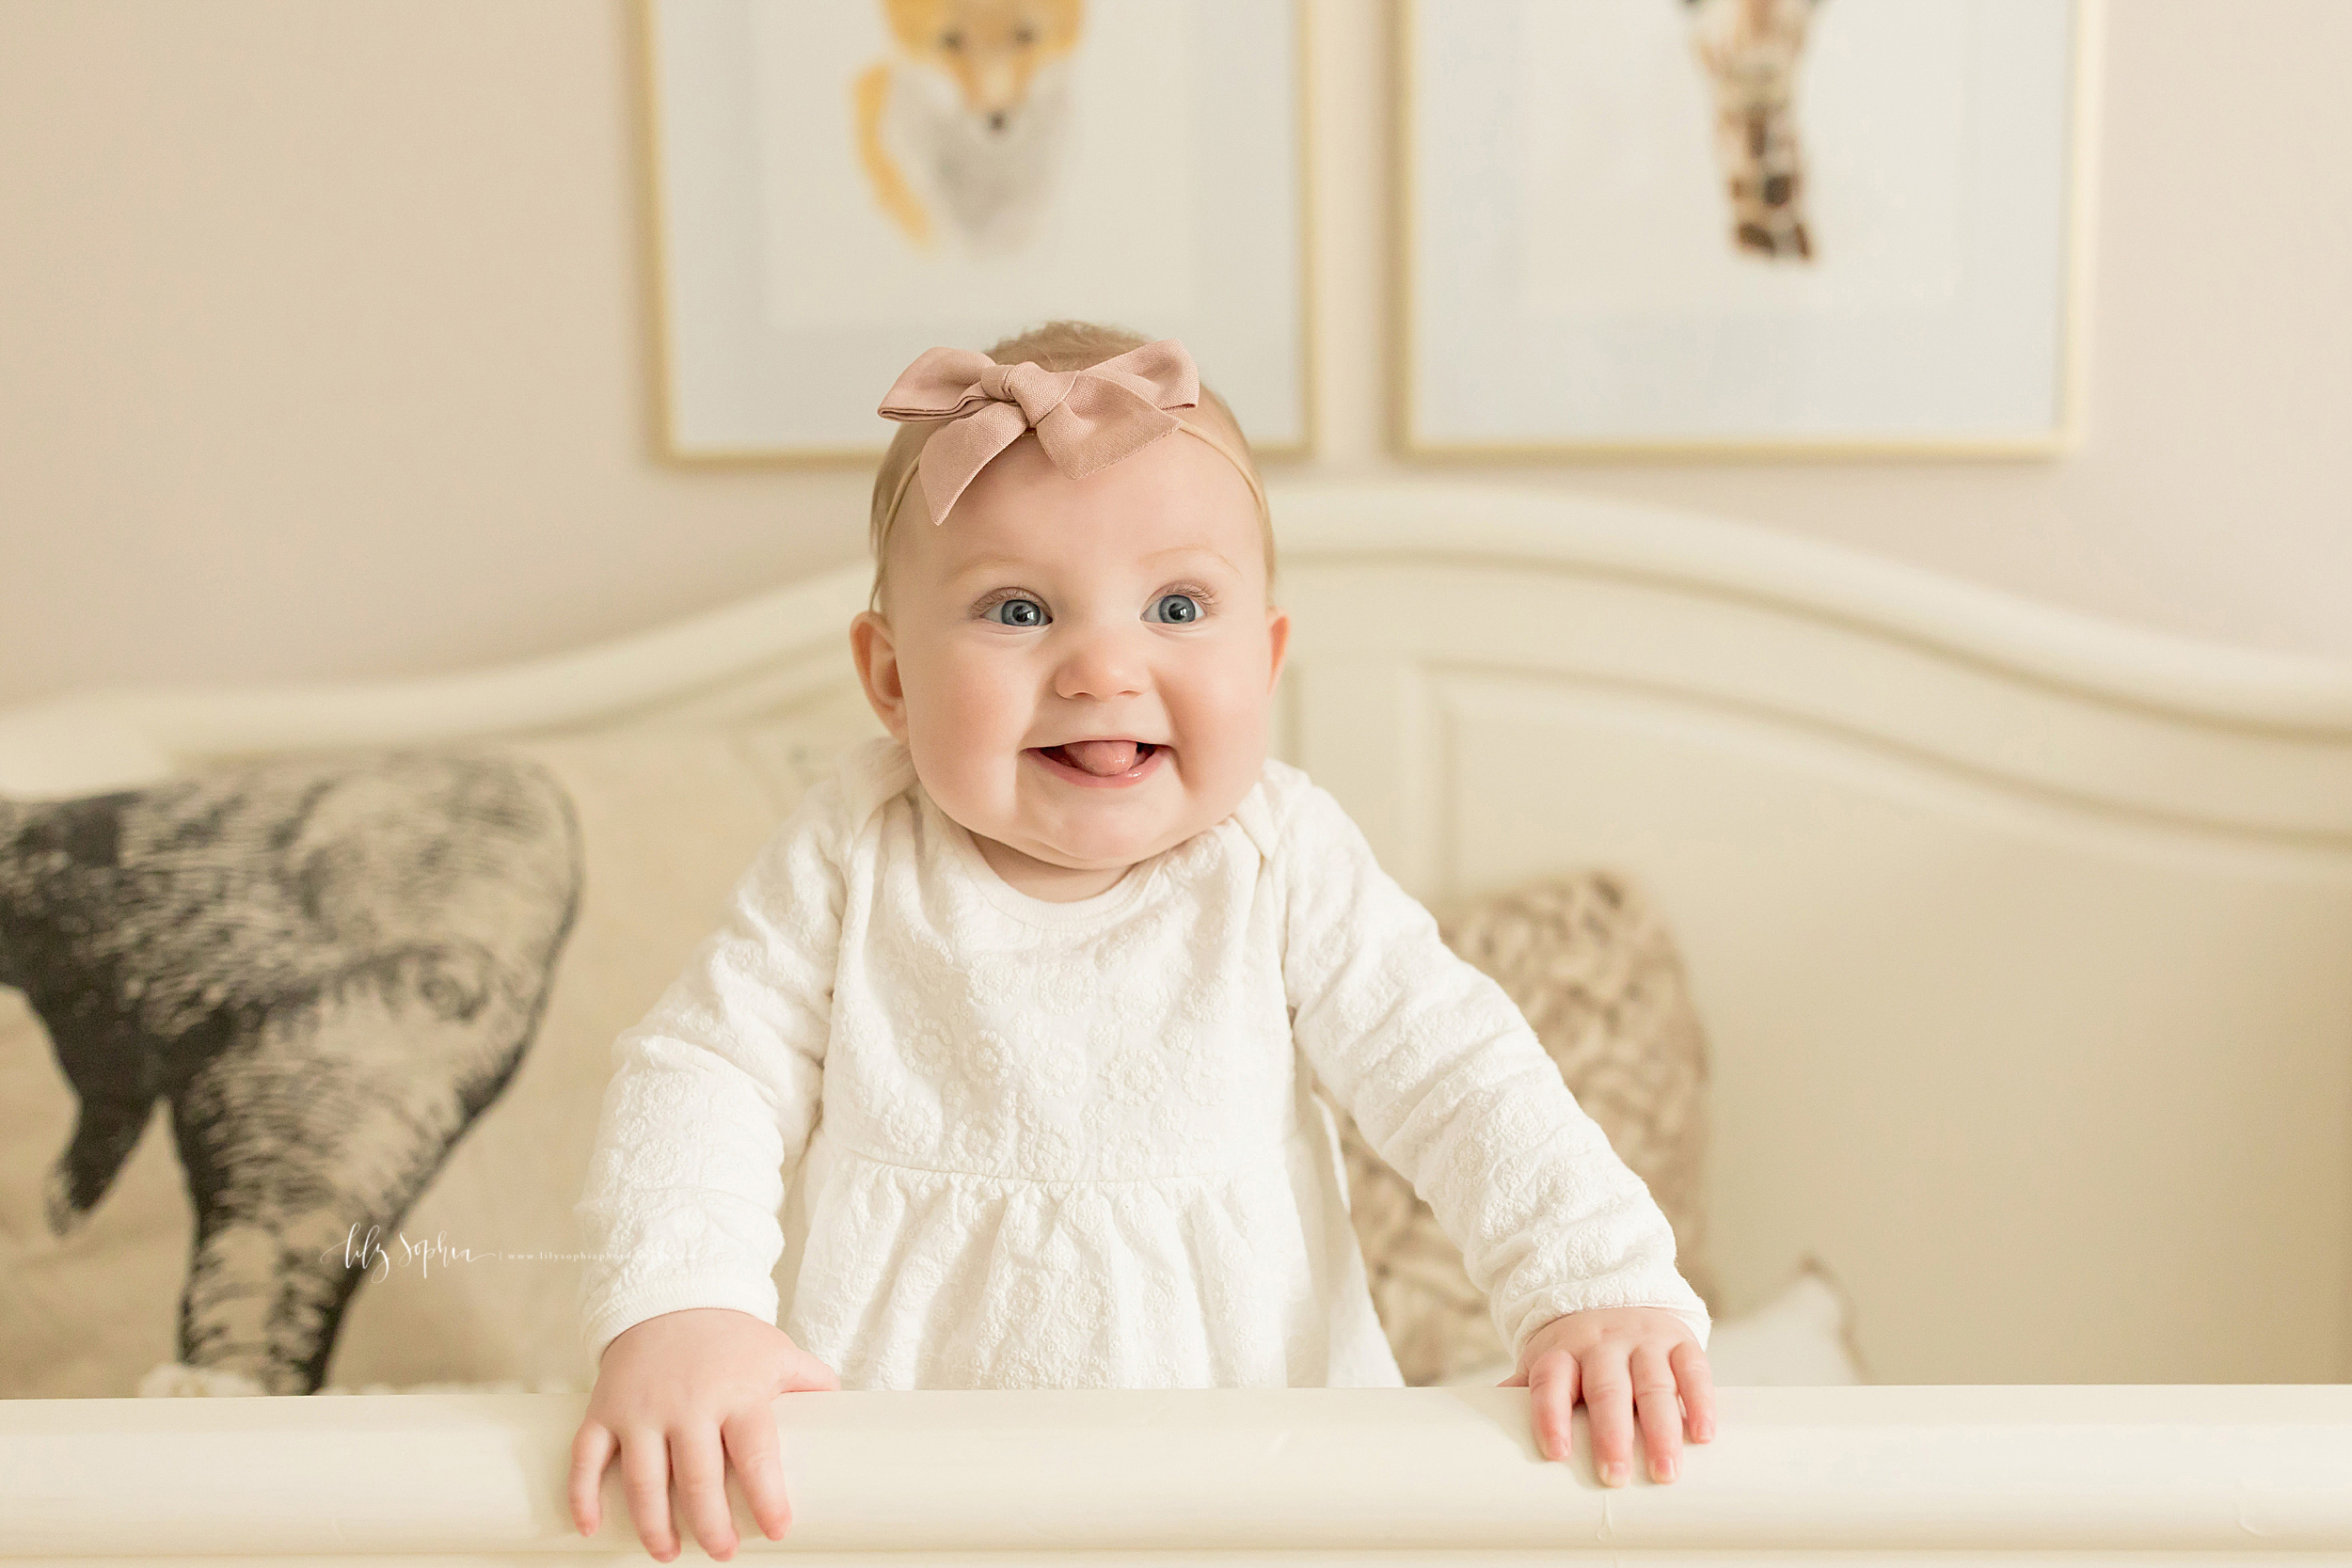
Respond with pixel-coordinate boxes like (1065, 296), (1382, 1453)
(1143, 581), (1219, 625)
(970, 585), (1219, 627)
(982, 595), (1049, 627)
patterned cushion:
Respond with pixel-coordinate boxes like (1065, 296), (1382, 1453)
(1334, 872), (1718, 1386)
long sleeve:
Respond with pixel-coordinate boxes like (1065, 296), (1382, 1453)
(572, 775), (848, 1367)
(1276, 781), (1709, 1365)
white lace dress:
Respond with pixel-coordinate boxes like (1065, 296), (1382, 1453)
(574, 736), (1708, 1387)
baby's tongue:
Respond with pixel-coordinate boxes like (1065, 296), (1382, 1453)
(1057, 739), (1141, 776)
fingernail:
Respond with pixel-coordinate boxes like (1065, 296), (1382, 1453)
(1601, 1461), (1626, 1486)
(1655, 1455), (1677, 1482)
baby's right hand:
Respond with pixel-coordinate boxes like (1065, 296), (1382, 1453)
(569, 1307), (840, 1562)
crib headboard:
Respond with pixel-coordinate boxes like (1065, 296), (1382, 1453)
(6, 479), (2349, 1386)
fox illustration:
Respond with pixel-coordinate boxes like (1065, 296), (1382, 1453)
(854, 0), (1087, 255)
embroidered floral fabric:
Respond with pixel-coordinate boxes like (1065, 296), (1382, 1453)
(574, 736), (1708, 1387)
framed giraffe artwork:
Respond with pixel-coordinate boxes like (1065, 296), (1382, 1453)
(639, 0), (1313, 462)
(1397, 0), (2100, 457)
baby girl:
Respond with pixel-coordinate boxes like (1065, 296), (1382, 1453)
(567, 323), (1716, 1561)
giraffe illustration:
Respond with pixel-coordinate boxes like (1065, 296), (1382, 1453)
(1683, 0), (1820, 261)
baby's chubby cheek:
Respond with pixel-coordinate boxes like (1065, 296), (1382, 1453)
(898, 667), (1036, 817)
(1157, 675), (1273, 809)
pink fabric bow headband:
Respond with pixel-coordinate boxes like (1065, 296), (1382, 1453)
(876, 339), (1267, 530)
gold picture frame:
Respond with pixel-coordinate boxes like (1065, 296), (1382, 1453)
(1394, 0), (2104, 460)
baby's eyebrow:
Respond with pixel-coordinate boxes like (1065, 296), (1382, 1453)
(945, 554), (1033, 582)
(1140, 545), (1241, 575)
(938, 553), (1076, 593)
(943, 546), (1239, 583)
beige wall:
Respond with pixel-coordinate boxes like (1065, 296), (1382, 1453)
(1, 0), (2345, 710)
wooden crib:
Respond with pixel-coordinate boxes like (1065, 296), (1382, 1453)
(4, 479), (2350, 1559)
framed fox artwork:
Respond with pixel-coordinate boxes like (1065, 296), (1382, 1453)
(1397, 0), (2100, 457)
(641, 0), (1312, 461)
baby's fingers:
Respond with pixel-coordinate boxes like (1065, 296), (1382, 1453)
(723, 1406), (795, 1541)
(784, 1344), (843, 1393)
(1579, 1344), (1638, 1488)
(1523, 1347), (1580, 1463)
(1630, 1340), (1683, 1483)
(1672, 1338), (1719, 1442)
(620, 1429), (681, 1562)
(568, 1419), (615, 1536)
(673, 1425), (739, 1561)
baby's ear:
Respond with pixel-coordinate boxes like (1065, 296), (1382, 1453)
(1264, 606), (1292, 692)
(849, 611), (910, 739)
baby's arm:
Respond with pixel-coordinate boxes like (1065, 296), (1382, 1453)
(569, 778), (848, 1561)
(1276, 782), (1715, 1484)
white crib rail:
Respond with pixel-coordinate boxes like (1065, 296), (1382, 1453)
(5, 1385), (2350, 1563)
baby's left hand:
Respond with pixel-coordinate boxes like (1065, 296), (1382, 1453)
(1502, 1307), (1715, 1487)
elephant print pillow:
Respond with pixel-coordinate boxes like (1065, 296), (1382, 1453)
(0, 717), (860, 1397)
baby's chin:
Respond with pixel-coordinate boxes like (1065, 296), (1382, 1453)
(997, 803), (1197, 873)
(996, 792), (1215, 872)
(1009, 745), (1265, 862)
(920, 743), (1254, 870)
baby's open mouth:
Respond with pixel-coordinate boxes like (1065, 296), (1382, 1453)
(1034, 739), (1159, 778)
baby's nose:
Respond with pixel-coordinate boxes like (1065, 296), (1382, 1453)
(1052, 624), (1149, 700)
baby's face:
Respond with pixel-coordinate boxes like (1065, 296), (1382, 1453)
(851, 428), (1287, 885)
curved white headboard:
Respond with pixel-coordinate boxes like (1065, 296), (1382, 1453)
(7, 480), (2350, 1386)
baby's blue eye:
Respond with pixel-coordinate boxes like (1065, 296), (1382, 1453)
(1147, 594), (1202, 625)
(985, 596), (1048, 626)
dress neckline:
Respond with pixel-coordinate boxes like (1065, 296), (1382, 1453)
(922, 785), (1163, 927)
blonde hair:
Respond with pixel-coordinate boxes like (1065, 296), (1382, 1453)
(866, 319), (1274, 612)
